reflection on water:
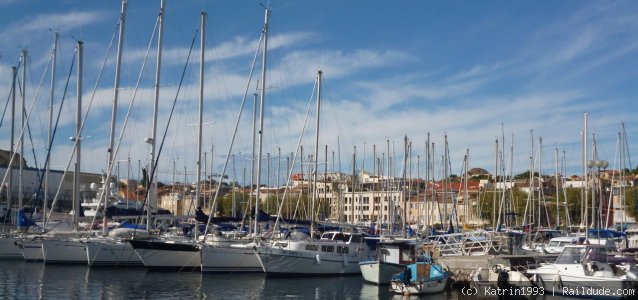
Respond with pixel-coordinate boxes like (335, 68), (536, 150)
(0, 261), (576, 299)
(1, 261), (377, 299)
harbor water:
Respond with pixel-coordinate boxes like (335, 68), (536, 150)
(0, 260), (592, 299)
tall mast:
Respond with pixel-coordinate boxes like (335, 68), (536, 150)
(310, 70), (322, 237)
(492, 138), (498, 231)
(45, 32), (59, 218)
(352, 145), (356, 224)
(254, 7), (269, 236)
(19, 49), (26, 215)
(337, 136), (342, 223)
(387, 139), (392, 233)
(247, 93), (257, 233)
(425, 134), (429, 231)
(555, 148), (560, 228)
(73, 41), (83, 230)
(194, 11), (206, 238)
(8, 67), (16, 219)
(102, 1), (126, 233)
(443, 134), (449, 231)
(402, 135), (407, 237)
(148, 0), (165, 230)
(583, 112), (588, 240)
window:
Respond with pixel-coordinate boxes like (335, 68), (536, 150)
(321, 245), (334, 253)
(305, 244), (318, 251)
(321, 232), (334, 240)
(342, 247), (349, 254)
(349, 235), (362, 244)
(333, 233), (347, 242)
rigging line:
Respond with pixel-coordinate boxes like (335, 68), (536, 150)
(0, 76), (13, 129)
(15, 53), (51, 200)
(27, 54), (48, 147)
(271, 76), (318, 235)
(0, 58), (51, 203)
(46, 28), (118, 226)
(202, 28), (265, 238)
(30, 51), (77, 224)
(138, 24), (199, 226)
(93, 16), (159, 225)
(85, 15), (157, 228)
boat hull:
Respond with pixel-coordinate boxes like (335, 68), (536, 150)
(42, 239), (87, 264)
(359, 261), (405, 284)
(19, 239), (44, 262)
(0, 236), (22, 259)
(390, 277), (448, 295)
(256, 246), (362, 275)
(129, 240), (200, 271)
(86, 239), (142, 267)
(200, 243), (261, 273)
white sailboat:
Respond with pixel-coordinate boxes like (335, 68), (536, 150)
(199, 6), (270, 274)
(41, 40), (88, 265)
(130, 2), (203, 271)
(0, 235), (21, 259)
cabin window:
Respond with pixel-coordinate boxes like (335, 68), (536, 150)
(349, 235), (362, 244)
(555, 247), (585, 264)
(339, 246), (349, 254)
(321, 233), (334, 240)
(305, 244), (318, 251)
(333, 233), (347, 242)
(274, 242), (288, 248)
(321, 245), (334, 253)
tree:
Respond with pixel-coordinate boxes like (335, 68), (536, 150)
(514, 171), (539, 180)
(625, 187), (638, 220)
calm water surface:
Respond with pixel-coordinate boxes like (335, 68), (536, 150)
(0, 260), (579, 299)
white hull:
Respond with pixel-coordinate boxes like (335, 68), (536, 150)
(534, 272), (631, 293)
(359, 261), (405, 284)
(42, 238), (87, 264)
(0, 236), (22, 259)
(130, 240), (200, 270)
(86, 239), (142, 266)
(200, 243), (261, 272)
(256, 246), (362, 275)
(19, 239), (43, 262)
(390, 277), (448, 295)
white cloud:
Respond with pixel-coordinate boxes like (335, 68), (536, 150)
(0, 11), (107, 45)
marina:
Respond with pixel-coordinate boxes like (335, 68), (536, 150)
(2, 1), (638, 299)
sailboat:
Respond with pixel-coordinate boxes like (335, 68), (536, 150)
(199, 6), (270, 274)
(41, 40), (89, 264)
(255, 70), (375, 276)
(83, 0), (154, 267)
(130, 3), (203, 271)
(0, 62), (23, 260)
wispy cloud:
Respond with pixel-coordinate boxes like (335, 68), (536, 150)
(0, 11), (108, 45)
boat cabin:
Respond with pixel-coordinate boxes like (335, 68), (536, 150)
(376, 240), (416, 265)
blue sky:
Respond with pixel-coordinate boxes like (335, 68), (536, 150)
(1, 0), (637, 185)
